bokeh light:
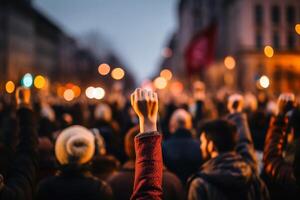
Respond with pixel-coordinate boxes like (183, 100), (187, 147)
(224, 56), (236, 70)
(5, 81), (15, 94)
(72, 85), (81, 97)
(111, 68), (125, 80)
(295, 24), (300, 35)
(85, 87), (95, 99)
(98, 63), (111, 76)
(264, 46), (274, 58)
(34, 75), (46, 89)
(259, 75), (270, 89)
(22, 73), (33, 88)
(170, 81), (184, 95)
(160, 69), (173, 81)
(63, 89), (75, 101)
(94, 87), (105, 100)
(154, 77), (167, 89)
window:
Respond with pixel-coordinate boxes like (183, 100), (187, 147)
(255, 5), (263, 26)
(256, 33), (263, 49)
(271, 5), (280, 25)
(286, 6), (295, 24)
(273, 32), (280, 48)
(287, 34), (295, 49)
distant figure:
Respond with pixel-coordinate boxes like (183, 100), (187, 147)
(36, 125), (113, 200)
(163, 109), (202, 184)
(108, 126), (184, 200)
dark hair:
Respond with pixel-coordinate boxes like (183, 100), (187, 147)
(124, 126), (140, 160)
(201, 119), (237, 153)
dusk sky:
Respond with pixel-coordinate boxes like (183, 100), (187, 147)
(34, 0), (178, 83)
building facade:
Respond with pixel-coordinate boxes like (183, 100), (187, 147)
(0, 0), (135, 91)
(161, 0), (300, 94)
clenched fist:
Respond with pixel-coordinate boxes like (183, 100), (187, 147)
(16, 87), (31, 108)
(277, 93), (296, 116)
(131, 88), (158, 133)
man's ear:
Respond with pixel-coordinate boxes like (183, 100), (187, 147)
(207, 140), (214, 154)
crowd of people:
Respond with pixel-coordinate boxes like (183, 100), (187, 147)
(0, 81), (299, 200)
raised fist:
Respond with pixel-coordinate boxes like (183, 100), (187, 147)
(131, 88), (158, 133)
(227, 94), (244, 114)
(16, 87), (31, 107)
(277, 93), (296, 116)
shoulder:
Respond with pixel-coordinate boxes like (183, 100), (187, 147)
(188, 177), (209, 200)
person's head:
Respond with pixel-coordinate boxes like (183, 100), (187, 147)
(169, 108), (192, 133)
(200, 119), (237, 160)
(55, 125), (95, 166)
(124, 126), (140, 160)
(94, 103), (112, 122)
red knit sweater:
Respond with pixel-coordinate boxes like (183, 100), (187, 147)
(130, 132), (163, 200)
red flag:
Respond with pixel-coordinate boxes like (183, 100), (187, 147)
(185, 23), (217, 75)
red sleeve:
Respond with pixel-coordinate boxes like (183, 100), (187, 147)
(130, 132), (163, 200)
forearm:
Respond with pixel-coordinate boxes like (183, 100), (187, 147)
(263, 116), (294, 182)
(131, 132), (163, 200)
(227, 113), (257, 167)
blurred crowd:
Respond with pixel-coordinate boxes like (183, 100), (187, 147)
(0, 81), (299, 200)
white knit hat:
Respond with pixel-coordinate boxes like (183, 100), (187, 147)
(55, 125), (95, 165)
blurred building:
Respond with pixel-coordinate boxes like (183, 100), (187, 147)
(161, 0), (300, 94)
(0, 0), (135, 91)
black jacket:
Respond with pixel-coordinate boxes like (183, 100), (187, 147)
(163, 128), (202, 184)
(188, 113), (269, 200)
(36, 166), (113, 200)
(108, 160), (185, 200)
(263, 116), (300, 200)
(0, 108), (39, 200)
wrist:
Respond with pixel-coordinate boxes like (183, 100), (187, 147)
(139, 118), (157, 133)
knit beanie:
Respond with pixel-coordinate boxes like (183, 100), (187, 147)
(55, 125), (95, 165)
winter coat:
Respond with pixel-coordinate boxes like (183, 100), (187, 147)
(35, 166), (113, 200)
(0, 108), (39, 200)
(262, 116), (300, 200)
(163, 128), (202, 183)
(108, 160), (184, 200)
(130, 132), (163, 200)
(188, 113), (269, 200)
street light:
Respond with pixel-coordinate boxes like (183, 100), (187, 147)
(296, 24), (300, 35)
(154, 77), (167, 90)
(85, 86), (95, 99)
(224, 56), (236, 70)
(63, 89), (75, 101)
(22, 73), (33, 88)
(259, 75), (270, 89)
(264, 46), (274, 58)
(111, 68), (125, 80)
(5, 81), (15, 94)
(34, 75), (46, 89)
(160, 69), (173, 81)
(98, 63), (111, 76)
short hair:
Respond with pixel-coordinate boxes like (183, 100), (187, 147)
(201, 119), (237, 153)
(124, 126), (140, 160)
